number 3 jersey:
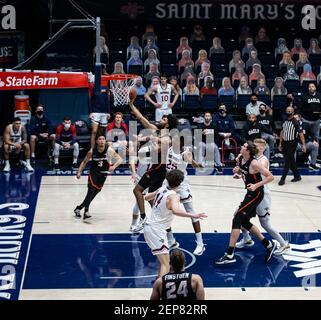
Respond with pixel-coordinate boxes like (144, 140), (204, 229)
(90, 145), (110, 177)
(162, 272), (196, 300)
(147, 185), (176, 230)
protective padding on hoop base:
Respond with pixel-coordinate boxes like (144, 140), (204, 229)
(106, 74), (138, 106)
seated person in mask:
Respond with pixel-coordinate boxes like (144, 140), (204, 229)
(213, 104), (239, 160)
(29, 104), (56, 163)
(241, 113), (273, 158)
(257, 104), (277, 158)
(53, 117), (79, 170)
(245, 93), (264, 116)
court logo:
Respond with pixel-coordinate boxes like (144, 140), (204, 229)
(283, 240), (321, 278)
(0, 203), (29, 300)
(301, 5), (316, 30)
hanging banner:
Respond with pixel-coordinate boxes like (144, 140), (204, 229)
(32, 0), (321, 22)
(0, 71), (90, 90)
(0, 71), (111, 90)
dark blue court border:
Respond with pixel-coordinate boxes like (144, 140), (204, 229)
(23, 232), (321, 289)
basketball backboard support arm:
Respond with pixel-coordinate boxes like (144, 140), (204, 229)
(13, 0), (99, 71)
(94, 17), (102, 95)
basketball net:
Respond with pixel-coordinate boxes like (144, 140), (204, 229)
(108, 74), (137, 106)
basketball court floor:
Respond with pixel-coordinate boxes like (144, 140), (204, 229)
(1, 168), (321, 300)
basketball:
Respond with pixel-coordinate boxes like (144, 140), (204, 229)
(129, 87), (137, 101)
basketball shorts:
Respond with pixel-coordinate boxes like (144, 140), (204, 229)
(88, 171), (107, 191)
(236, 189), (264, 219)
(256, 192), (271, 217)
(138, 165), (166, 192)
(144, 224), (169, 256)
(90, 113), (108, 127)
(155, 107), (172, 122)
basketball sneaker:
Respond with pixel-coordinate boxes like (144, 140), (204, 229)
(131, 217), (146, 232)
(83, 211), (92, 220)
(3, 162), (10, 172)
(72, 162), (78, 170)
(235, 238), (255, 248)
(215, 253), (236, 265)
(274, 241), (290, 256)
(25, 163), (34, 172)
(309, 164), (320, 171)
(193, 242), (206, 256)
(216, 166), (223, 174)
(74, 206), (82, 218)
(265, 240), (277, 262)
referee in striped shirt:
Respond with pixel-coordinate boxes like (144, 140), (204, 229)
(278, 106), (306, 185)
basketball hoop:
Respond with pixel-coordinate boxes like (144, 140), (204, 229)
(105, 74), (138, 106)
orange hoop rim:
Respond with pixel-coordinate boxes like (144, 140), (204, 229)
(103, 73), (138, 81)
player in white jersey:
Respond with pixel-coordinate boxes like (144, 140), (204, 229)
(3, 117), (34, 172)
(236, 139), (290, 255)
(165, 136), (206, 256)
(129, 134), (153, 231)
(145, 74), (179, 122)
(143, 169), (207, 277)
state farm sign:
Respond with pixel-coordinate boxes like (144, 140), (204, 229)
(0, 71), (89, 90)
